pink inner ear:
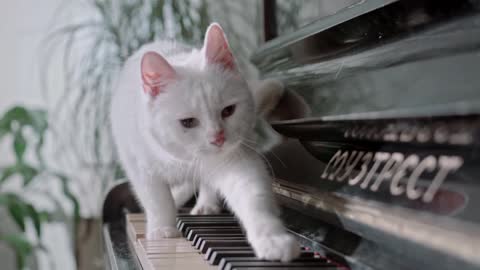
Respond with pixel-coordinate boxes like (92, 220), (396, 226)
(204, 23), (236, 71)
(141, 51), (176, 97)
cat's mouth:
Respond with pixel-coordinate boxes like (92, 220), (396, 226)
(204, 139), (241, 156)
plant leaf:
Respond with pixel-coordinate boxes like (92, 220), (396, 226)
(0, 116), (10, 140)
(13, 131), (27, 162)
(54, 172), (80, 223)
(26, 204), (42, 238)
(0, 165), (18, 184)
(35, 133), (46, 167)
(38, 210), (52, 223)
(0, 193), (8, 205)
(7, 196), (27, 232)
(18, 164), (38, 186)
(4, 106), (32, 127)
(0, 234), (33, 270)
(2, 106), (47, 134)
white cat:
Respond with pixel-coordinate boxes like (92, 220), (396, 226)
(110, 23), (300, 262)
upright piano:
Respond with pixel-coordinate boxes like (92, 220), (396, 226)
(102, 0), (480, 269)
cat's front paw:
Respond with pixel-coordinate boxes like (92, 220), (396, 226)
(190, 203), (221, 215)
(147, 226), (180, 240)
(250, 233), (300, 262)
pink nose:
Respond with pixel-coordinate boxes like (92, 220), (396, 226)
(211, 130), (225, 147)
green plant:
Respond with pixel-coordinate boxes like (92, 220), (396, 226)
(0, 106), (79, 270)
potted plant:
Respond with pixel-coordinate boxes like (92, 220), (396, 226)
(0, 106), (79, 270)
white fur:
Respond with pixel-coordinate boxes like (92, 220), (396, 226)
(110, 28), (299, 261)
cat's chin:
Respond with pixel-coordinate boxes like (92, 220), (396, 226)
(203, 147), (229, 157)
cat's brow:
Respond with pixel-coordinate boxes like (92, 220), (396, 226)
(224, 96), (249, 105)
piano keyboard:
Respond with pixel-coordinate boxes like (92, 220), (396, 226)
(126, 213), (346, 270)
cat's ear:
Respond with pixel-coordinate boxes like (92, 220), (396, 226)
(203, 23), (236, 71)
(141, 51), (176, 97)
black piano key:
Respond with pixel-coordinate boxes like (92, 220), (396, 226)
(176, 215), (235, 221)
(209, 250), (256, 265)
(193, 234), (245, 246)
(176, 213), (234, 218)
(219, 257), (336, 270)
(186, 226), (242, 238)
(188, 228), (244, 241)
(219, 261), (332, 270)
(199, 239), (250, 253)
(194, 235), (246, 248)
(206, 247), (254, 262)
(177, 217), (238, 229)
(177, 218), (238, 227)
(206, 247), (310, 262)
(217, 252), (319, 268)
(233, 266), (342, 270)
(177, 216), (234, 221)
(191, 231), (244, 240)
(205, 246), (254, 261)
(195, 236), (247, 249)
(177, 215), (235, 220)
(189, 230), (244, 242)
(179, 221), (240, 234)
(211, 250), (315, 266)
(176, 216), (237, 224)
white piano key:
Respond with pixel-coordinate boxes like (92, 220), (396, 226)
(140, 239), (198, 254)
(127, 213), (241, 270)
(149, 256), (216, 270)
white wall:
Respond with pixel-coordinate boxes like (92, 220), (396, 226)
(1, 1), (59, 111)
(0, 1), (86, 269)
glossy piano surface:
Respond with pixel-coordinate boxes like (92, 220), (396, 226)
(254, 0), (480, 118)
(253, 0), (480, 270)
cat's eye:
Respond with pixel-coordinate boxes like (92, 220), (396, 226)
(180, 118), (199, 128)
(221, 104), (236, 118)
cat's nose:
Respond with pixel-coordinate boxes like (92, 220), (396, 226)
(211, 130), (225, 147)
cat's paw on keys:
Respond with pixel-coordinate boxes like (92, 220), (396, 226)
(190, 203), (221, 215)
(251, 233), (300, 262)
(146, 226), (180, 239)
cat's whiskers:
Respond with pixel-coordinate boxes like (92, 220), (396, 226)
(239, 130), (288, 169)
(241, 137), (258, 145)
(240, 141), (276, 180)
(240, 133), (287, 168)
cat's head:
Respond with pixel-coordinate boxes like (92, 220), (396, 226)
(140, 23), (255, 161)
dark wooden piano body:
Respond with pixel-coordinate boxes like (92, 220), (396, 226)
(102, 0), (480, 269)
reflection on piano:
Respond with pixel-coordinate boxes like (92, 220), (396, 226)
(102, 0), (480, 269)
